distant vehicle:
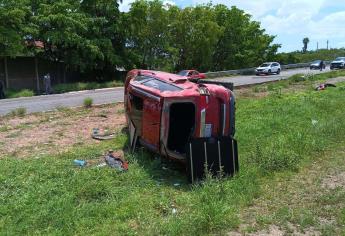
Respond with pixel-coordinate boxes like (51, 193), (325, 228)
(255, 62), (281, 75)
(330, 57), (345, 70)
(177, 70), (206, 81)
(310, 60), (326, 70)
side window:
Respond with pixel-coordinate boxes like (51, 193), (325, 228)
(130, 93), (143, 110)
(192, 71), (199, 75)
(188, 71), (193, 76)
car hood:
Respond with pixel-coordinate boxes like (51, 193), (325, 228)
(256, 66), (270, 70)
(310, 63), (319, 66)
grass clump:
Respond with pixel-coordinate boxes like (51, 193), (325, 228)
(53, 80), (123, 94)
(7, 107), (27, 117)
(83, 97), (93, 108)
(4, 89), (35, 99)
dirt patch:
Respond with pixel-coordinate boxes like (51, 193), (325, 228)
(321, 172), (345, 190)
(0, 103), (126, 158)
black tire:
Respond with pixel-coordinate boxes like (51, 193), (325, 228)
(268, 69), (271, 75)
(277, 69), (281, 74)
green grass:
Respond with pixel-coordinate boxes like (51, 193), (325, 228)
(4, 89), (35, 99)
(53, 80), (124, 94)
(7, 107), (27, 118)
(1, 81), (345, 235)
(83, 97), (93, 108)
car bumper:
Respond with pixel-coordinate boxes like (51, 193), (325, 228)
(330, 64), (345, 69)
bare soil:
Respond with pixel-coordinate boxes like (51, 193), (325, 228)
(0, 103), (126, 158)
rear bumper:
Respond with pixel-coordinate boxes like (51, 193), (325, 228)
(330, 64), (345, 69)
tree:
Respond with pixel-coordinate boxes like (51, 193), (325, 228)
(168, 4), (222, 71)
(0, 0), (32, 56)
(31, 0), (123, 75)
(124, 0), (171, 70)
(302, 37), (309, 53)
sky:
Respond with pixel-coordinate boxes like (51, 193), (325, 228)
(119, 0), (345, 52)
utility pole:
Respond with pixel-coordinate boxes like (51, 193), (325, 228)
(327, 40), (329, 50)
(317, 42), (319, 51)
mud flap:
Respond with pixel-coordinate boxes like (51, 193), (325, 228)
(186, 137), (239, 183)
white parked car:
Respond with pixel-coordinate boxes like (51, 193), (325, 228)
(255, 62), (281, 75)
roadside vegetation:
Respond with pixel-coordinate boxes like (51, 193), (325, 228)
(52, 81), (124, 94)
(1, 73), (345, 234)
(1, 0), (279, 76)
(250, 69), (345, 96)
(277, 48), (345, 64)
(4, 89), (35, 99)
(83, 97), (93, 108)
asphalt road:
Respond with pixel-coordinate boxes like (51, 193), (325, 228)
(0, 67), (330, 115)
(215, 67), (330, 86)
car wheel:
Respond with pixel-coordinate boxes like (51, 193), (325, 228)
(277, 69), (281, 74)
(268, 69), (271, 75)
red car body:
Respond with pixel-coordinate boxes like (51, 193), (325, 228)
(177, 70), (206, 81)
(124, 70), (238, 181)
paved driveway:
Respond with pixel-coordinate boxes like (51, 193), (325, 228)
(0, 68), (329, 115)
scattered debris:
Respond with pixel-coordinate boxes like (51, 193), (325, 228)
(74, 159), (87, 167)
(91, 128), (117, 140)
(96, 162), (107, 168)
(104, 150), (128, 171)
(315, 83), (336, 91)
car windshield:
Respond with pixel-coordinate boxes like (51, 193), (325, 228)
(142, 78), (182, 92)
(177, 70), (189, 76)
(335, 57), (345, 61)
(260, 63), (271, 67)
(312, 60), (321, 64)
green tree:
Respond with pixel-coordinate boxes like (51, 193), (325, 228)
(302, 37), (309, 53)
(124, 0), (170, 70)
(213, 5), (280, 70)
(32, 0), (123, 74)
(0, 0), (32, 56)
(170, 5), (222, 71)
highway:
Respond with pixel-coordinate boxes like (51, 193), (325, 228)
(0, 67), (330, 115)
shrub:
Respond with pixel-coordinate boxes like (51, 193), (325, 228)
(8, 107), (27, 117)
(83, 97), (93, 108)
(5, 89), (35, 98)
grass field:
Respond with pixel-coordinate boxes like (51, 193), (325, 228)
(1, 77), (345, 235)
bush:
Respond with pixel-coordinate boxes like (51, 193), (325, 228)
(83, 97), (93, 108)
(5, 89), (35, 98)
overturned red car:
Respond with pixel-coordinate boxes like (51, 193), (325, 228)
(124, 70), (238, 182)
